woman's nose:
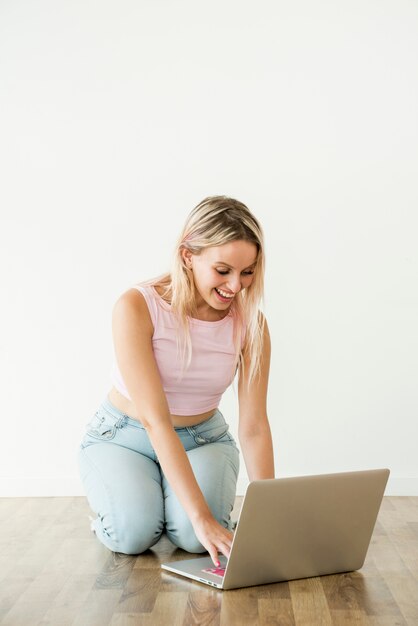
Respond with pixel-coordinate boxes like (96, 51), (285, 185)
(227, 275), (242, 293)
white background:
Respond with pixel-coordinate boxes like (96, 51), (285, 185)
(1, 0), (417, 497)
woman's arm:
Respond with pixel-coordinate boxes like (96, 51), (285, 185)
(238, 313), (275, 481)
(112, 289), (232, 565)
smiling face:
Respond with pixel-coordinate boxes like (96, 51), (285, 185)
(182, 240), (258, 315)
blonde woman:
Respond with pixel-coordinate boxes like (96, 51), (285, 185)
(78, 196), (274, 567)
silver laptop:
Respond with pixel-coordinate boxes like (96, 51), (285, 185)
(161, 468), (390, 590)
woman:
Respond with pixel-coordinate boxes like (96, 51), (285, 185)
(78, 195), (274, 567)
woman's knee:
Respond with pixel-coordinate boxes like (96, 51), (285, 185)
(115, 518), (163, 554)
(166, 520), (206, 554)
(165, 503), (230, 554)
(94, 507), (164, 555)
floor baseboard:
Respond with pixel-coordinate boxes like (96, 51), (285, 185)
(0, 474), (416, 497)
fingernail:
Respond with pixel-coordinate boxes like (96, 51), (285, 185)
(216, 561), (220, 567)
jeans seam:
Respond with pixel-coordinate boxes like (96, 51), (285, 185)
(219, 444), (239, 529)
(79, 446), (120, 552)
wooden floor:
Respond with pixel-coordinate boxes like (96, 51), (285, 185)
(0, 496), (417, 625)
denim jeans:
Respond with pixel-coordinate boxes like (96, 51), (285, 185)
(78, 397), (240, 555)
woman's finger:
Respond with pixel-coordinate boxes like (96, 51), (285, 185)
(209, 546), (221, 567)
(217, 541), (231, 560)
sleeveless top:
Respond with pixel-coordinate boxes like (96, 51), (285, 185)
(110, 284), (244, 415)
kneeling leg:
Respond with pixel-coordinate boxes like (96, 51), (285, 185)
(78, 442), (164, 554)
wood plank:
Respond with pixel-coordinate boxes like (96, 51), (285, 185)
(94, 553), (136, 590)
(133, 534), (183, 570)
(1, 599), (52, 626)
(0, 576), (34, 622)
(37, 574), (95, 626)
(109, 591), (188, 626)
(355, 576), (407, 623)
(258, 597), (296, 625)
(367, 618), (408, 626)
(0, 571), (70, 626)
(71, 588), (123, 626)
(183, 589), (222, 626)
(378, 575), (418, 625)
(219, 589), (259, 626)
(321, 572), (367, 611)
(370, 536), (410, 576)
(289, 577), (333, 625)
(328, 609), (370, 625)
(117, 568), (161, 613)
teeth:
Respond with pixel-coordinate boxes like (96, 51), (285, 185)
(216, 288), (234, 299)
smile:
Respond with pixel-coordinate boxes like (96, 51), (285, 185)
(215, 287), (234, 300)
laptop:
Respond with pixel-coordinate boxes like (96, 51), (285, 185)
(161, 468), (390, 590)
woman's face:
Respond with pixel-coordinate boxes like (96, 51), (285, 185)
(183, 240), (258, 312)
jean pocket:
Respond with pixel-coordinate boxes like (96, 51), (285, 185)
(85, 409), (119, 441)
(191, 417), (234, 445)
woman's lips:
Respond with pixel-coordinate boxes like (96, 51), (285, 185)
(214, 287), (234, 302)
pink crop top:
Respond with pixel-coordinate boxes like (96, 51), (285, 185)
(111, 284), (244, 415)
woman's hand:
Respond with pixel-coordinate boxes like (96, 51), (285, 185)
(192, 513), (234, 566)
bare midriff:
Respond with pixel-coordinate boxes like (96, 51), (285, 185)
(107, 386), (217, 428)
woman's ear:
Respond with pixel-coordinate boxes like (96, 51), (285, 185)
(181, 248), (193, 269)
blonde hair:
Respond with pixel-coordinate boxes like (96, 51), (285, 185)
(141, 196), (266, 388)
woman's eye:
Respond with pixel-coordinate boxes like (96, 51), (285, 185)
(216, 269), (254, 276)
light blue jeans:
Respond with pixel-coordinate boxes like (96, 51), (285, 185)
(78, 397), (240, 555)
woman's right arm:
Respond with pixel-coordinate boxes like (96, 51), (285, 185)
(111, 289), (233, 565)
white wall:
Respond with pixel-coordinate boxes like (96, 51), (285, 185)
(1, 0), (417, 497)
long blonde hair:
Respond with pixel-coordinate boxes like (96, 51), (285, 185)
(141, 196), (266, 388)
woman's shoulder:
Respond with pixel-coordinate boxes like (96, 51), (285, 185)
(151, 282), (172, 305)
(113, 286), (155, 333)
(129, 274), (172, 305)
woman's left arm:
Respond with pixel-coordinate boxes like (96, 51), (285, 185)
(238, 313), (275, 481)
